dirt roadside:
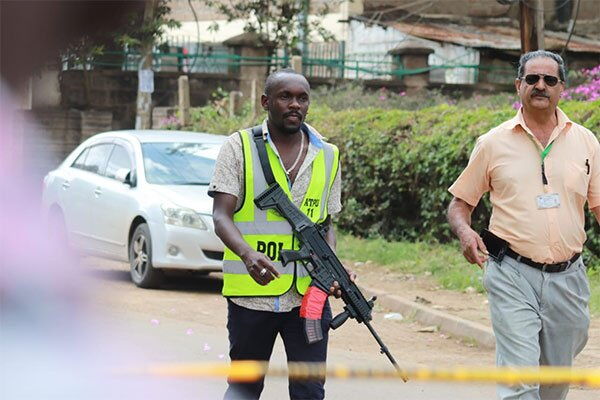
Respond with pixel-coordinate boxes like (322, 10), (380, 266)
(81, 257), (599, 398)
(350, 259), (600, 370)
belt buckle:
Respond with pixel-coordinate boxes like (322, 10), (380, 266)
(545, 261), (570, 273)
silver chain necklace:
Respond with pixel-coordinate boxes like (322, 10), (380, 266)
(284, 132), (305, 175)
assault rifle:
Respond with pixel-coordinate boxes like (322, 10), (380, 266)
(254, 183), (403, 375)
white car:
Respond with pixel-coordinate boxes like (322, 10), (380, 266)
(42, 130), (226, 288)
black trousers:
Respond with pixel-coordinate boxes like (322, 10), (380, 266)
(224, 299), (332, 400)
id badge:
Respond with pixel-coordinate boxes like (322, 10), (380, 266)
(536, 193), (560, 209)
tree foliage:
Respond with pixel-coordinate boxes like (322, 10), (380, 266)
(60, 0), (179, 67)
(62, 36), (106, 70)
(203, 0), (338, 53)
(312, 100), (600, 266)
(117, 0), (180, 50)
(186, 97), (600, 265)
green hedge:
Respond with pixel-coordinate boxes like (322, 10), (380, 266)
(308, 100), (600, 264)
(187, 100), (600, 263)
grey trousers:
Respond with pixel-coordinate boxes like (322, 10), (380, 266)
(483, 255), (590, 400)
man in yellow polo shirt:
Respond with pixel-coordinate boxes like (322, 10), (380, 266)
(447, 50), (600, 399)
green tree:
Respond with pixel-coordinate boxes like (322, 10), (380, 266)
(116, 0), (180, 129)
(61, 1), (179, 128)
(116, 0), (180, 52)
(62, 36), (106, 105)
(203, 0), (337, 55)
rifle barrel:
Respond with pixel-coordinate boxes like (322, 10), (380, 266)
(364, 320), (407, 381)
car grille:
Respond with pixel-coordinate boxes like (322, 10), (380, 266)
(203, 250), (224, 260)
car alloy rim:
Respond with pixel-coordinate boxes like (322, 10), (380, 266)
(132, 234), (149, 278)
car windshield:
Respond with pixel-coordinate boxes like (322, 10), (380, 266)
(142, 142), (221, 185)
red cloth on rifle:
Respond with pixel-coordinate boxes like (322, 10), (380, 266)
(300, 286), (328, 319)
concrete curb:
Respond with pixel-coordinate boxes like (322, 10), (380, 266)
(360, 285), (496, 349)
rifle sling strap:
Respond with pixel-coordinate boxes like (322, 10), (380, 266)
(251, 124), (329, 233)
(251, 125), (277, 186)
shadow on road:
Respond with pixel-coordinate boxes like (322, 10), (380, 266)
(160, 272), (223, 294)
(83, 258), (223, 294)
(85, 268), (131, 283)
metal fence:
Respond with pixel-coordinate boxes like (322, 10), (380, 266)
(62, 43), (515, 83)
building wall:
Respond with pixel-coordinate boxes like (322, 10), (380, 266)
(346, 20), (415, 80)
(19, 108), (114, 179)
(364, 0), (599, 22)
(165, 1), (597, 52)
(169, 0), (599, 27)
(164, 0), (350, 45)
(167, 0), (220, 22)
(59, 70), (239, 128)
(167, 0), (343, 22)
(346, 20), (479, 84)
(31, 68), (61, 108)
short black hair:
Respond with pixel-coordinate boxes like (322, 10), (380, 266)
(517, 50), (566, 82)
(264, 68), (309, 96)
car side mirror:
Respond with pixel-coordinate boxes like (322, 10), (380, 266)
(115, 168), (133, 186)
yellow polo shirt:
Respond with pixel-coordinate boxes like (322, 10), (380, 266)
(449, 107), (600, 264)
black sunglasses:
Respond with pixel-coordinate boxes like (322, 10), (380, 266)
(522, 74), (561, 87)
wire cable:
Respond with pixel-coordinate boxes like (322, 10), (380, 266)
(364, 0), (434, 25)
(522, 0), (572, 12)
(561, 0), (580, 57)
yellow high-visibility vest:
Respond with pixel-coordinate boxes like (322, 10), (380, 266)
(222, 128), (339, 297)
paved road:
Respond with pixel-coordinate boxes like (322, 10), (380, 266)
(8, 257), (591, 399)
(83, 259), (502, 399)
(90, 305), (499, 400)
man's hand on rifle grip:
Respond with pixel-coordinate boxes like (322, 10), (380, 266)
(329, 267), (357, 298)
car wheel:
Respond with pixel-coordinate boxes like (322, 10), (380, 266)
(129, 223), (163, 288)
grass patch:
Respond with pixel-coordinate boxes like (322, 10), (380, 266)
(337, 234), (600, 316)
(337, 234), (484, 293)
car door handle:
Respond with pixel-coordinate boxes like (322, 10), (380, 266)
(94, 187), (102, 197)
(61, 181), (70, 190)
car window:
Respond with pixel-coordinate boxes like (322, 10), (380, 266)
(105, 145), (132, 180)
(71, 147), (90, 170)
(142, 142), (220, 185)
(82, 143), (114, 176)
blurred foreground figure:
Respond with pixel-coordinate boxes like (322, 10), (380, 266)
(0, 89), (194, 399)
(0, 2), (209, 398)
(447, 51), (600, 400)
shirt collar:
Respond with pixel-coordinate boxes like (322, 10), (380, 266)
(261, 119), (325, 149)
(509, 107), (572, 134)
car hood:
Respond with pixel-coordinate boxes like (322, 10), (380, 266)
(148, 184), (214, 214)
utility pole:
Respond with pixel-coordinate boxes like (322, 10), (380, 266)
(135, 0), (157, 130)
(534, 0), (545, 49)
(519, 0), (545, 52)
(299, 0), (309, 57)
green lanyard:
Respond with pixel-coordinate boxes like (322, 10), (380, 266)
(527, 132), (554, 185)
(539, 142), (554, 185)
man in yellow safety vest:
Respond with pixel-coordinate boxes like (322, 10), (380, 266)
(210, 68), (350, 400)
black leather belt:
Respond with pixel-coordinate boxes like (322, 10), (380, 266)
(505, 248), (580, 273)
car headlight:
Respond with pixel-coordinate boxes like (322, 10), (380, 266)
(161, 202), (208, 230)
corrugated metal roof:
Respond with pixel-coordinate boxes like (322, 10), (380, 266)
(392, 22), (600, 54)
